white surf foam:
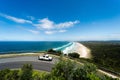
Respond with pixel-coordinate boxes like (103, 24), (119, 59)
(53, 42), (73, 51)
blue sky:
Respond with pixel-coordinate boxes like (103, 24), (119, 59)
(0, 0), (120, 41)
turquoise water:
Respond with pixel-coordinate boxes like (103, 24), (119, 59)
(53, 42), (73, 51)
(0, 41), (69, 54)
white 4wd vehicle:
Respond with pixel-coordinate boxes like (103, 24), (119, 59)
(38, 54), (53, 61)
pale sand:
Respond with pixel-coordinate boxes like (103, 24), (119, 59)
(62, 42), (91, 58)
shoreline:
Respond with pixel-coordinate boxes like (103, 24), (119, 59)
(62, 42), (92, 58)
(0, 42), (92, 59)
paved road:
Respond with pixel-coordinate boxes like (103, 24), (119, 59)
(0, 56), (58, 64)
(0, 61), (53, 72)
(0, 56), (57, 72)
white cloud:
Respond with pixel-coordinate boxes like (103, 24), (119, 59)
(0, 13), (32, 24)
(45, 29), (67, 35)
(0, 13), (80, 35)
(17, 26), (40, 34)
(35, 18), (79, 30)
(59, 30), (67, 33)
(35, 18), (54, 29)
(28, 29), (39, 34)
(45, 31), (56, 34)
(56, 20), (79, 29)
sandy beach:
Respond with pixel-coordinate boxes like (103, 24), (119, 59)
(62, 42), (91, 58)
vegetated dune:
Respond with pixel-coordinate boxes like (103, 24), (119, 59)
(62, 42), (91, 58)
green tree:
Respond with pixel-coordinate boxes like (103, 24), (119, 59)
(68, 52), (80, 58)
(51, 59), (75, 80)
(73, 63), (97, 80)
(87, 73), (100, 80)
(73, 67), (87, 80)
(5, 70), (19, 80)
(47, 49), (56, 53)
(20, 64), (33, 80)
(83, 63), (97, 74)
(0, 68), (10, 80)
(50, 58), (105, 80)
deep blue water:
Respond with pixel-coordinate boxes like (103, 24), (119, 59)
(0, 41), (69, 54)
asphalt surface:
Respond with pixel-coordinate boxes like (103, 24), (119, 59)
(0, 56), (58, 64)
(0, 61), (53, 72)
(0, 56), (57, 72)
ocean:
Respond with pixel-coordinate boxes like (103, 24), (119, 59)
(0, 41), (69, 54)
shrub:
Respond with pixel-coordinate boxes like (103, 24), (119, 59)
(73, 67), (87, 80)
(56, 51), (62, 56)
(87, 73), (101, 80)
(47, 49), (56, 53)
(50, 58), (115, 80)
(47, 49), (62, 56)
(0, 69), (10, 80)
(20, 64), (33, 80)
(5, 70), (19, 80)
(51, 58), (99, 80)
(32, 70), (49, 80)
(72, 63), (97, 80)
(51, 59), (76, 80)
(83, 63), (97, 73)
(68, 52), (80, 58)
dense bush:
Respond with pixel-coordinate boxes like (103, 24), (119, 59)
(47, 49), (56, 53)
(51, 59), (75, 80)
(50, 58), (117, 80)
(5, 70), (19, 80)
(81, 41), (120, 73)
(20, 64), (33, 80)
(0, 64), (48, 80)
(47, 49), (62, 56)
(68, 52), (80, 58)
(32, 70), (49, 80)
(0, 69), (11, 80)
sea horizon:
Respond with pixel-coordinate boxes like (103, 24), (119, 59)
(0, 41), (70, 54)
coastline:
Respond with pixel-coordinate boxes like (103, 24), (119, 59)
(0, 42), (92, 59)
(62, 42), (92, 58)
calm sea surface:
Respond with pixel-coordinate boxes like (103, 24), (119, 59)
(0, 41), (69, 54)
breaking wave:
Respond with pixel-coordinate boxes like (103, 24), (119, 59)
(53, 42), (73, 51)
